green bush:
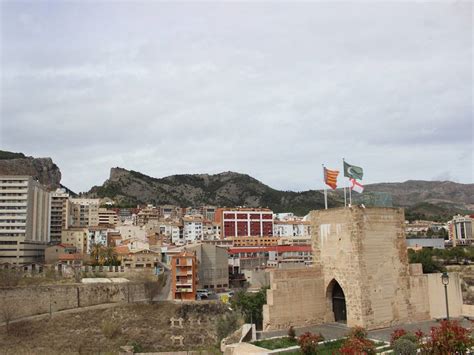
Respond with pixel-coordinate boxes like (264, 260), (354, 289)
(393, 338), (417, 355)
(216, 312), (243, 343)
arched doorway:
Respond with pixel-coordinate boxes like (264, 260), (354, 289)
(329, 280), (347, 323)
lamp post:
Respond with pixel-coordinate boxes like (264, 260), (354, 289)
(441, 272), (450, 321)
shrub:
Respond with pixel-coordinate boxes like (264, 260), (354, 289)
(348, 326), (369, 340)
(216, 312), (243, 343)
(298, 332), (324, 355)
(340, 326), (375, 355)
(390, 328), (408, 346)
(101, 319), (121, 339)
(424, 320), (473, 353)
(130, 341), (143, 353)
(393, 338), (417, 355)
(288, 326), (296, 340)
(390, 328), (420, 347)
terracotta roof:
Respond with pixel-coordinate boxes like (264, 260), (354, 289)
(115, 245), (130, 255)
(58, 253), (83, 261)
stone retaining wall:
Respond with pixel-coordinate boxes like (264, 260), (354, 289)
(0, 282), (146, 320)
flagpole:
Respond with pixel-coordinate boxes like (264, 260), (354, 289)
(322, 164), (328, 210)
(344, 186), (347, 207)
(349, 183), (352, 206)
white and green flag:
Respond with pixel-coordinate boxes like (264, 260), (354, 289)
(343, 161), (363, 180)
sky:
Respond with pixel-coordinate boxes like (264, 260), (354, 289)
(1, 1), (472, 193)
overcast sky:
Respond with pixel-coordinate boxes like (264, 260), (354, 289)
(1, 1), (472, 193)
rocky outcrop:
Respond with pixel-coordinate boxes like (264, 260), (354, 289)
(87, 167), (474, 218)
(0, 153), (61, 190)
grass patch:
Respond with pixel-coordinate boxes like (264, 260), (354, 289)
(252, 337), (298, 350)
(252, 337), (389, 354)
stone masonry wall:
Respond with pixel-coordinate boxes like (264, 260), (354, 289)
(263, 268), (326, 330)
(311, 207), (430, 329)
(0, 282), (146, 320)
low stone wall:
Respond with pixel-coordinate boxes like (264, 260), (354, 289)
(0, 282), (146, 320)
(263, 268), (326, 330)
(427, 272), (463, 319)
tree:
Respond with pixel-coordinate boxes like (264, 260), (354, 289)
(103, 246), (119, 266)
(144, 273), (167, 303)
(408, 249), (445, 273)
(230, 287), (267, 330)
(90, 243), (104, 266)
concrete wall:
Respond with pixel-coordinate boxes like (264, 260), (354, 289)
(0, 282), (146, 320)
(427, 272), (463, 319)
(243, 269), (270, 289)
(263, 268), (326, 330)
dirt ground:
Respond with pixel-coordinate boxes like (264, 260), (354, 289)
(0, 301), (225, 355)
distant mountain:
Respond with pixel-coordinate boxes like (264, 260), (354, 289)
(87, 167), (474, 219)
(0, 150), (61, 190)
(87, 167), (336, 215)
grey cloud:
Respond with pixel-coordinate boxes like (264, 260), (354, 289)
(1, 1), (472, 192)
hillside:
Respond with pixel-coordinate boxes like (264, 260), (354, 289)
(87, 167), (473, 218)
(0, 150), (61, 190)
(87, 168), (337, 215)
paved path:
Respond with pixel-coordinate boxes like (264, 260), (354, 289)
(258, 318), (473, 342)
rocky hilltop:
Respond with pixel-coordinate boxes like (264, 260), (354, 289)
(88, 167), (333, 215)
(88, 167), (474, 219)
(0, 150), (61, 190)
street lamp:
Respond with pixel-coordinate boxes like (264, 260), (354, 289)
(441, 272), (450, 321)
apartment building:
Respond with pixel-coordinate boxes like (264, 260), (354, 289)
(171, 251), (198, 300)
(200, 206), (217, 221)
(203, 220), (221, 240)
(231, 236), (279, 247)
(215, 208), (274, 238)
(0, 176), (51, 264)
(98, 208), (119, 226)
(135, 206), (159, 226)
(158, 205), (182, 219)
(122, 249), (161, 269)
(87, 226), (108, 253)
(70, 198), (99, 227)
(273, 220), (311, 238)
(49, 188), (71, 245)
(61, 227), (88, 254)
(448, 215), (473, 246)
(183, 216), (203, 242)
(185, 244), (229, 290)
(228, 245), (313, 272)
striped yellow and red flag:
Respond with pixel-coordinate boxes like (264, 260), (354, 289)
(324, 167), (339, 190)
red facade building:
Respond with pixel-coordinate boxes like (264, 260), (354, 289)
(215, 208), (274, 238)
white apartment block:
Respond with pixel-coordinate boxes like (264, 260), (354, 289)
(183, 218), (203, 243)
(273, 221), (311, 238)
(0, 176), (51, 264)
(49, 188), (70, 245)
(70, 198), (100, 227)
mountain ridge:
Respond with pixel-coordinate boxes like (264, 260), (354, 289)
(86, 166), (474, 219)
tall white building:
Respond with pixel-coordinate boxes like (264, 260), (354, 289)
(0, 176), (51, 264)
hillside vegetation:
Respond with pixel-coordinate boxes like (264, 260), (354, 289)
(87, 167), (473, 218)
